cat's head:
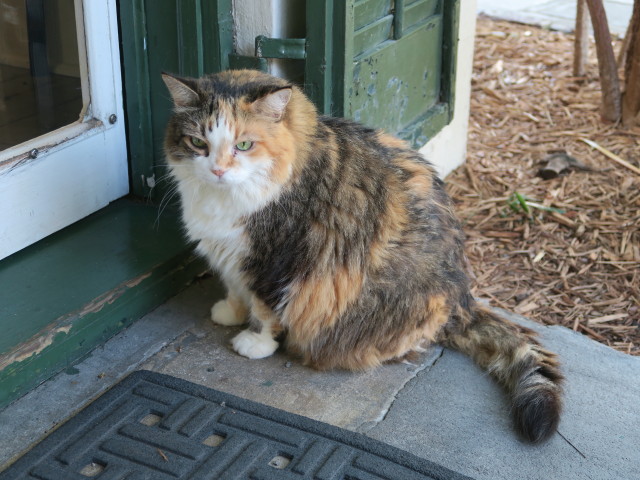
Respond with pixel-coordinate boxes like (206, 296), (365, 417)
(163, 70), (313, 198)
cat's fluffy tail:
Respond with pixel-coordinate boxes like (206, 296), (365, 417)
(443, 305), (563, 443)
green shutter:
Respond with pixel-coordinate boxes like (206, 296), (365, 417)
(351, 0), (458, 147)
(252, 0), (459, 148)
(314, 0), (459, 147)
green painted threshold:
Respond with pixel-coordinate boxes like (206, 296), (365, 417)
(0, 198), (207, 409)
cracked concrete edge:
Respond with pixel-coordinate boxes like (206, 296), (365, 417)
(361, 302), (568, 437)
(376, 347), (447, 425)
(357, 304), (583, 438)
(356, 346), (445, 434)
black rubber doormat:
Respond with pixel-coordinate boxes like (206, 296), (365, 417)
(1, 370), (473, 480)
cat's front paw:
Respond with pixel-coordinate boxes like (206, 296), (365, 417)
(231, 330), (278, 359)
(211, 300), (246, 326)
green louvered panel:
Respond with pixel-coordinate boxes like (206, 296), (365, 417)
(305, 0), (458, 148)
(353, 10), (394, 57)
(354, 0), (392, 30)
(349, 12), (443, 145)
(401, 0), (439, 33)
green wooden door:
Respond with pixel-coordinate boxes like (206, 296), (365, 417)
(305, 0), (459, 147)
(119, 0), (233, 199)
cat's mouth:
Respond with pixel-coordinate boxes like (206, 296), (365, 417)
(206, 169), (238, 187)
(209, 174), (229, 185)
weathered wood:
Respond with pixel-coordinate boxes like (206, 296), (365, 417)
(617, 13), (632, 66)
(622, 0), (640, 126)
(573, 0), (590, 76)
(586, 0), (622, 122)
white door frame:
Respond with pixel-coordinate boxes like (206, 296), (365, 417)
(0, 0), (129, 260)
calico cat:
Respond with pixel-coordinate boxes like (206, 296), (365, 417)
(162, 69), (563, 443)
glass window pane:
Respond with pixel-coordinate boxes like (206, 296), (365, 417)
(0, 0), (83, 151)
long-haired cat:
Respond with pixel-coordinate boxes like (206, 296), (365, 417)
(162, 69), (563, 443)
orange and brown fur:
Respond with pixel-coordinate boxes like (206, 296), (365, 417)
(163, 69), (563, 443)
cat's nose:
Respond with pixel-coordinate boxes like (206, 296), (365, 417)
(211, 168), (226, 178)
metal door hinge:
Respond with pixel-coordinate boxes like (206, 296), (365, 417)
(255, 36), (306, 59)
(229, 36), (306, 72)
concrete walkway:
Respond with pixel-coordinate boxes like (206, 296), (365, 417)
(477, 0), (634, 36)
(1, 276), (639, 479)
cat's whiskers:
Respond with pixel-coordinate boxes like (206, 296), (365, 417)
(154, 171), (179, 189)
(189, 180), (202, 216)
(155, 179), (185, 228)
(139, 166), (180, 228)
(267, 194), (289, 219)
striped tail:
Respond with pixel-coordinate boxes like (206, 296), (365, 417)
(443, 305), (563, 443)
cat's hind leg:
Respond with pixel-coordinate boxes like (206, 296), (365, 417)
(231, 297), (280, 359)
(211, 293), (248, 326)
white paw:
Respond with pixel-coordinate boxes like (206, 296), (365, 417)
(231, 330), (278, 359)
(211, 300), (245, 326)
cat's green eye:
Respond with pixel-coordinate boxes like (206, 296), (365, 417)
(235, 140), (253, 151)
(190, 136), (207, 148)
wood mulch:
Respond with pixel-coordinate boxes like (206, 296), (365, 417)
(446, 16), (640, 355)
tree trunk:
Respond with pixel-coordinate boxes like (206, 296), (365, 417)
(622, 0), (640, 126)
(586, 0), (622, 122)
(574, 0), (590, 76)
(617, 13), (632, 66)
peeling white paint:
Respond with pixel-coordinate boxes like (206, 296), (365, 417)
(146, 174), (156, 188)
(80, 271), (152, 316)
(0, 325), (73, 371)
(0, 272), (152, 371)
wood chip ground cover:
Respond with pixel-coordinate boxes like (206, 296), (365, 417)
(446, 16), (640, 355)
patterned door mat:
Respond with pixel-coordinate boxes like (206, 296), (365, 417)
(0, 370), (473, 480)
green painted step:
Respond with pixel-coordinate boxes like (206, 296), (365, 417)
(0, 199), (207, 409)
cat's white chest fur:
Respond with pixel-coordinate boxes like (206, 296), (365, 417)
(176, 180), (281, 296)
(178, 185), (250, 289)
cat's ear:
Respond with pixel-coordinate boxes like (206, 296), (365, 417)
(162, 73), (199, 107)
(251, 87), (292, 121)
